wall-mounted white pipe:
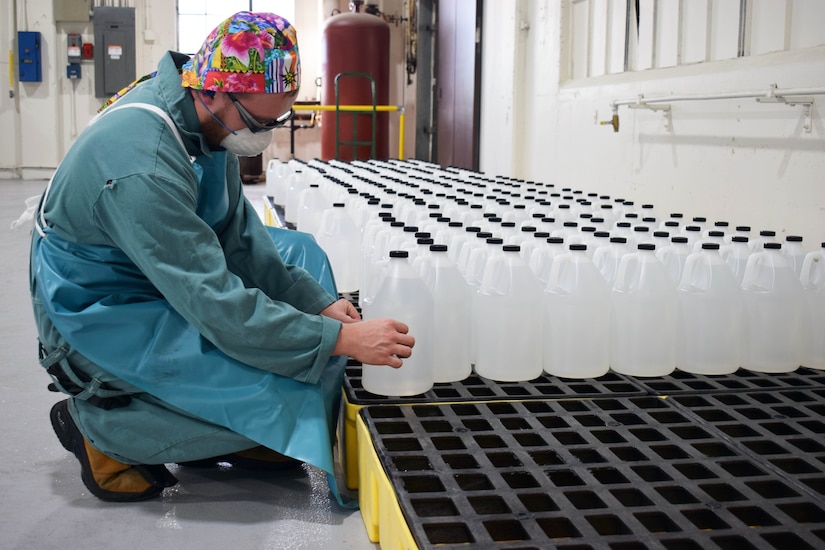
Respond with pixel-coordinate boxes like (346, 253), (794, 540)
(610, 85), (825, 109)
(602, 84), (825, 132)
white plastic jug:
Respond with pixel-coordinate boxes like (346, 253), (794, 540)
(610, 244), (677, 377)
(676, 243), (742, 375)
(284, 170), (308, 225)
(265, 158), (281, 198)
(721, 236), (752, 284)
(271, 160), (293, 205)
(296, 184), (329, 238)
(593, 237), (630, 286)
(800, 243), (825, 370)
(474, 245), (544, 382)
(361, 250), (434, 396)
(740, 243), (805, 373)
(316, 203), (361, 293)
(543, 244), (611, 378)
(656, 236), (691, 285)
(417, 245), (473, 382)
(529, 237), (567, 287)
(783, 236), (806, 278)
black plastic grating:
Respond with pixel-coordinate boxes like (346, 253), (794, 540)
(627, 367), (825, 395)
(344, 362), (644, 404)
(362, 397), (825, 549)
(669, 389), (825, 502)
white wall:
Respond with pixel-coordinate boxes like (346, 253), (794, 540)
(1, 0), (177, 179)
(481, 0), (825, 249)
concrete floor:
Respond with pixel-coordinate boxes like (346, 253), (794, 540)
(0, 178), (376, 550)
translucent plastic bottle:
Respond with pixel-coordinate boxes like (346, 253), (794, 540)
(748, 230), (778, 252)
(740, 243), (805, 373)
(362, 251), (434, 396)
(783, 235), (806, 278)
(656, 236), (691, 285)
(800, 243), (825, 370)
(681, 226), (702, 249)
(296, 183), (328, 238)
(720, 236), (751, 284)
(284, 169), (308, 225)
(316, 203), (361, 293)
(593, 236), (630, 286)
(676, 243), (742, 375)
(272, 160), (293, 205)
(360, 218), (402, 306)
(543, 244), (611, 378)
(610, 243), (677, 377)
(265, 158), (281, 198)
(474, 245), (544, 381)
(529, 237), (567, 287)
(417, 245), (473, 382)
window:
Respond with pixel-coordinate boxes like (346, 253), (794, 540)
(566, 0), (825, 80)
(177, 0), (296, 54)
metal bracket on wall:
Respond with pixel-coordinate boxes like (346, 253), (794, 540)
(604, 84), (825, 134)
(756, 95), (814, 133)
(628, 99), (672, 131)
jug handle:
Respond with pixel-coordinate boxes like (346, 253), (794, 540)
(614, 253), (638, 292)
(546, 254), (570, 293)
(742, 252), (766, 289)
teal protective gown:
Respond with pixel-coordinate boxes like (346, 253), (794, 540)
(29, 51), (351, 505)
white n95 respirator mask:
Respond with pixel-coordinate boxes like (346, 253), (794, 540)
(220, 128), (273, 157)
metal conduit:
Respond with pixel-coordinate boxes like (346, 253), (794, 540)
(601, 84), (825, 133)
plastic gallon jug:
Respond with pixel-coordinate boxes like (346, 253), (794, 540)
(362, 251), (435, 396)
(740, 243), (804, 373)
(783, 236), (806, 278)
(748, 230), (778, 252)
(265, 158), (282, 198)
(721, 236), (752, 284)
(529, 237), (567, 287)
(657, 236), (691, 285)
(543, 244), (611, 378)
(316, 203), (360, 293)
(271, 160), (293, 205)
(676, 244), (742, 375)
(284, 170), (308, 225)
(610, 243), (677, 377)
(474, 245), (544, 382)
(296, 183), (328, 238)
(800, 243), (825, 369)
(418, 245), (473, 382)
(593, 237), (630, 286)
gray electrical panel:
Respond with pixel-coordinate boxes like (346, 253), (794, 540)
(93, 7), (135, 98)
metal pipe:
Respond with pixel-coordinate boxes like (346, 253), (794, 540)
(292, 104), (406, 159)
(604, 85), (825, 133)
(610, 85), (825, 109)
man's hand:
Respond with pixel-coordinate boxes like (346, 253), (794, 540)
(332, 318), (414, 368)
(319, 298), (361, 323)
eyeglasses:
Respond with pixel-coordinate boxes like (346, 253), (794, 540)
(226, 92), (293, 133)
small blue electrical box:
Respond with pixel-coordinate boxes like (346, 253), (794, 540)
(18, 31), (42, 82)
(67, 64), (81, 79)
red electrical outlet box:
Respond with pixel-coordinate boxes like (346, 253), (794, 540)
(82, 43), (94, 59)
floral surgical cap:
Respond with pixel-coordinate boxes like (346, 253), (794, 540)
(181, 11), (300, 94)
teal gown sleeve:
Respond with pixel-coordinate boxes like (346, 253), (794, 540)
(90, 169), (342, 385)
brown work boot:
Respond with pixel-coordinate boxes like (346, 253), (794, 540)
(50, 400), (178, 502)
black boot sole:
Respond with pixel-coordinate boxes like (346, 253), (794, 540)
(50, 400), (177, 502)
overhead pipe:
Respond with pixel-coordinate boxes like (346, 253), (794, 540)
(601, 84), (825, 133)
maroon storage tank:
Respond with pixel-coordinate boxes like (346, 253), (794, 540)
(321, 11), (390, 161)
